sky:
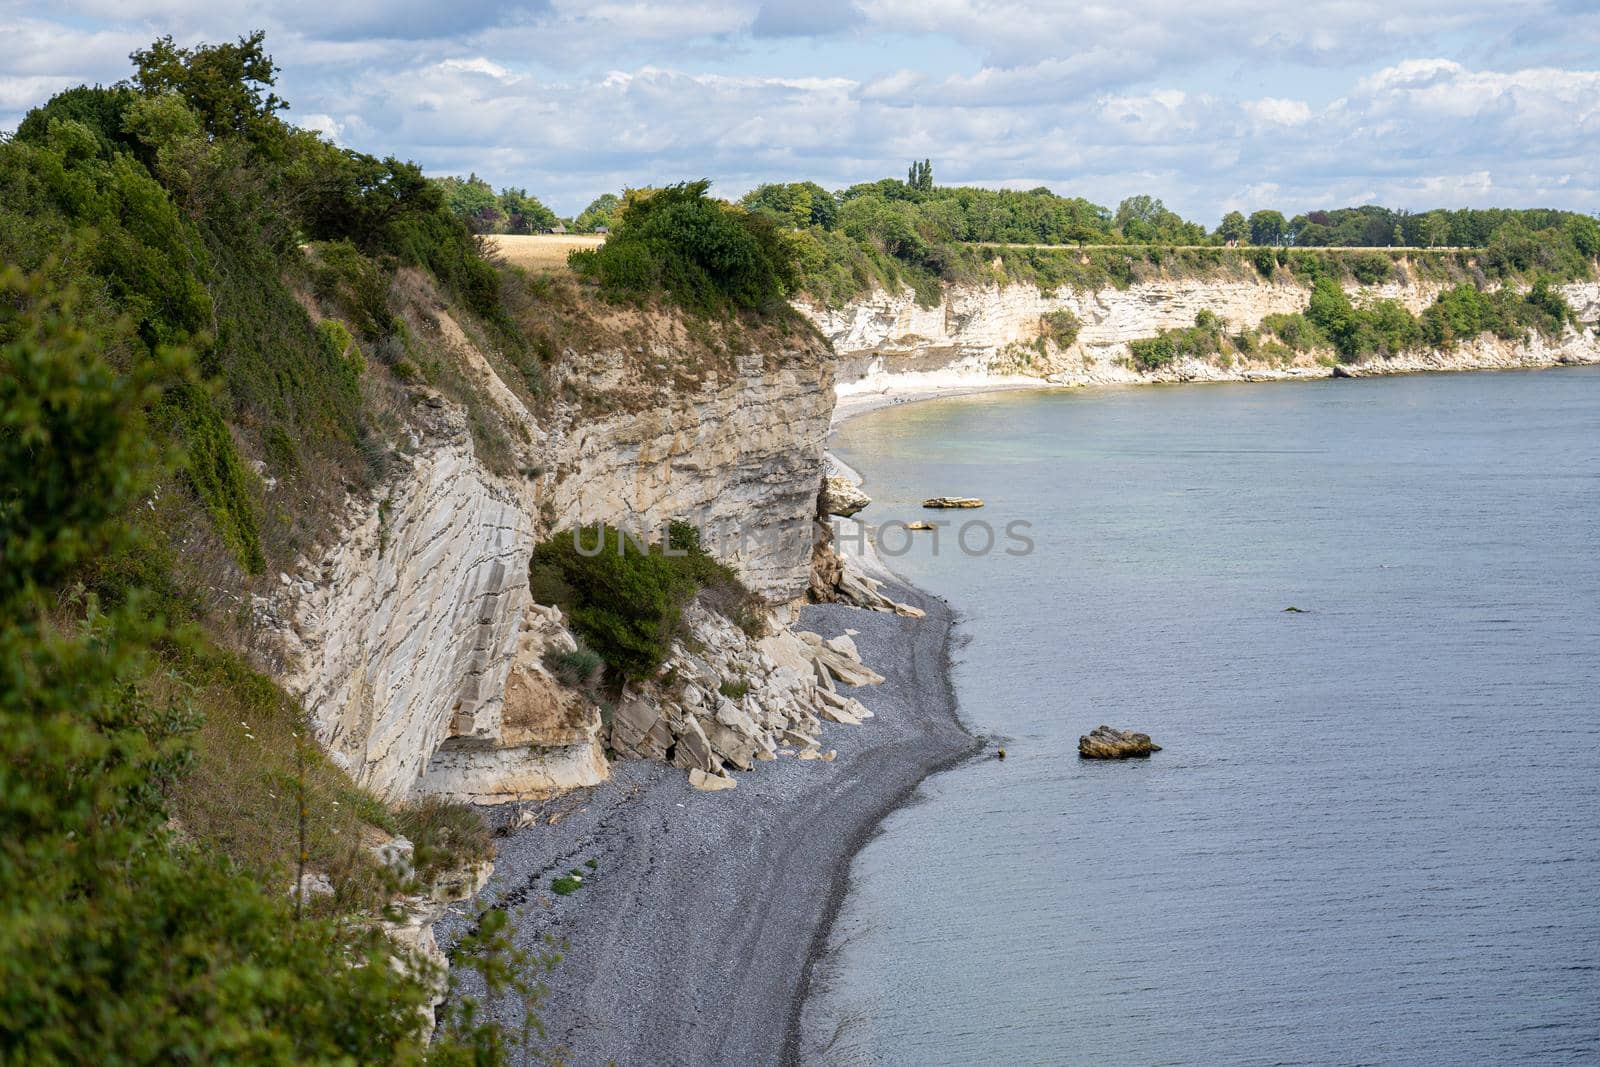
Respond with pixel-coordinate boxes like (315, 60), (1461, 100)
(4, 1), (1599, 222)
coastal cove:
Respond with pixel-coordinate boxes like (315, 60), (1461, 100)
(802, 367), (1600, 1065)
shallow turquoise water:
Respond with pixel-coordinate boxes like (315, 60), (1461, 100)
(809, 369), (1600, 1066)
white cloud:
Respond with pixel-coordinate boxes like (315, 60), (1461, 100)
(2, 1), (1597, 220)
(1242, 97), (1313, 126)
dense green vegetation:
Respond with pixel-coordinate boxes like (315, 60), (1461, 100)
(432, 173), (558, 234)
(1129, 275), (1576, 369)
(530, 521), (763, 682)
(568, 180), (800, 314)
(723, 163), (1598, 305)
(0, 33), (554, 1063)
(1128, 309), (1229, 370)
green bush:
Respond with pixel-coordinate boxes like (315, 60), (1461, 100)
(1420, 278), (1572, 347)
(530, 522), (764, 680)
(569, 180), (799, 313)
(0, 265), (459, 1063)
(1041, 308), (1081, 348)
(543, 642), (605, 691)
(1128, 310), (1225, 369)
(1348, 251), (1394, 285)
(530, 525), (700, 681)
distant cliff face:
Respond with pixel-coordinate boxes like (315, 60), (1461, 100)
(261, 306), (835, 802)
(802, 276), (1600, 387)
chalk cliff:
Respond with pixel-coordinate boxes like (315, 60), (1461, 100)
(804, 275), (1600, 390)
(260, 303), (841, 804)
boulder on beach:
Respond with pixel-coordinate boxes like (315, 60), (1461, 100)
(821, 475), (871, 517)
(922, 496), (984, 509)
(1077, 725), (1161, 759)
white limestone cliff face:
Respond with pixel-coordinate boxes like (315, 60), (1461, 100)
(541, 345), (833, 605)
(804, 276), (1600, 394)
(264, 397), (542, 801)
(261, 323), (837, 804)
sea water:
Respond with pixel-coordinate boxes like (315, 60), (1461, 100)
(807, 369), (1600, 1065)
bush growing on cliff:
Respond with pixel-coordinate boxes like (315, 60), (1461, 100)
(1304, 278), (1420, 361)
(1420, 278), (1573, 347)
(2, 36), (544, 1063)
(1128, 310), (1225, 369)
(1041, 308), (1082, 349)
(530, 522), (763, 681)
(568, 180), (800, 314)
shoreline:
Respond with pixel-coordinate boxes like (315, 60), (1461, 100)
(829, 345), (1600, 427)
(437, 567), (980, 1065)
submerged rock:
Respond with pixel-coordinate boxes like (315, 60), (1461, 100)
(821, 475), (871, 517)
(1077, 725), (1161, 759)
(922, 496), (984, 508)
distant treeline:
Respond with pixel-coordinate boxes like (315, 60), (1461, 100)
(731, 165), (1598, 303)
(433, 173), (621, 235)
(531, 162), (1596, 305)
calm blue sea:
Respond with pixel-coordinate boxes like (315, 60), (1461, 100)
(806, 369), (1600, 1066)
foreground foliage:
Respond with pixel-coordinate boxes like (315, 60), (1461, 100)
(1, 32), (538, 1064)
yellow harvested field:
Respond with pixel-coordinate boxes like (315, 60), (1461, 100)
(486, 233), (605, 272)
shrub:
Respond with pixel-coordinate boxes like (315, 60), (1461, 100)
(1041, 308), (1081, 348)
(1127, 309), (1224, 369)
(569, 180), (799, 314)
(1348, 251), (1394, 285)
(1261, 312), (1326, 352)
(530, 526), (693, 681)
(719, 679), (751, 700)
(393, 796), (492, 883)
(543, 642), (605, 692)
(530, 522), (765, 680)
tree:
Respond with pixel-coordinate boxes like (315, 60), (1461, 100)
(1248, 209), (1287, 246)
(568, 180), (799, 312)
(574, 193), (621, 232)
(128, 31), (286, 144)
(907, 159), (933, 193)
(1217, 211), (1249, 243)
(1116, 195), (1165, 240)
(1567, 214), (1600, 259)
(1418, 212), (1451, 248)
(498, 186), (557, 234)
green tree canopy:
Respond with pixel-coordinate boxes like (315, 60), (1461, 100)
(1217, 210), (1249, 243)
(1249, 209), (1287, 246)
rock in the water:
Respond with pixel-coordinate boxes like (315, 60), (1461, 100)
(821, 475), (871, 517)
(1330, 364), (1367, 379)
(905, 520), (936, 530)
(1077, 725), (1161, 759)
(922, 496), (984, 508)
(689, 768), (737, 791)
